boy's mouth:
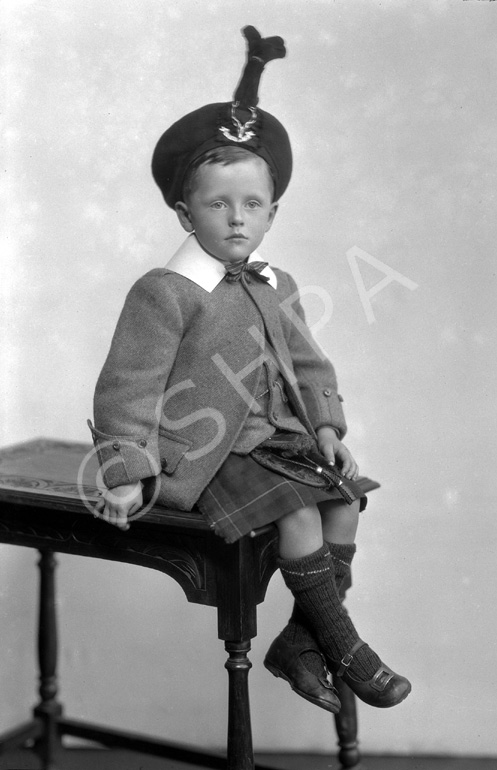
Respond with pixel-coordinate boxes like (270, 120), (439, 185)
(226, 233), (248, 240)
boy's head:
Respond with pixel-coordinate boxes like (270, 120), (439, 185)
(152, 103), (291, 211)
(151, 27), (292, 210)
(175, 147), (278, 263)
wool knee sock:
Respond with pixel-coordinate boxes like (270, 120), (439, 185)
(280, 542), (357, 676)
(279, 606), (327, 678)
(279, 543), (381, 681)
(328, 541), (356, 594)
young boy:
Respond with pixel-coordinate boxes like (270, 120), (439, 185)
(90, 27), (411, 713)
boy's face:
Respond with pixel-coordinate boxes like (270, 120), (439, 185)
(175, 157), (278, 263)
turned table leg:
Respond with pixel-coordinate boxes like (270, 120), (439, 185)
(332, 576), (364, 769)
(225, 640), (254, 770)
(333, 677), (363, 769)
(33, 549), (62, 770)
(215, 534), (261, 770)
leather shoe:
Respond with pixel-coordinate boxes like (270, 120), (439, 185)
(327, 640), (411, 708)
(264, 633), (341, 713)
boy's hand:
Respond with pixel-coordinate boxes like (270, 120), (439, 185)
(93, 482), (143, 531)
(316, 426), (359, 481)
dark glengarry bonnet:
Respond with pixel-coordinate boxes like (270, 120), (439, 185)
(151, 26), (292, 208)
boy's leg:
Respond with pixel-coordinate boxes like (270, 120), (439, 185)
(264, 501), (359, 713)
(275, 500), (357, 644)
(264, 502), (360, 712)
(321, 497), (359, 590)
(275, 503), (324, 559)
(273, 500), (410, 708)
(276, 510), (410, 708)
(320, 498), (360, 545)
(284, 500), (359, 656)
(264, 505), (341, 713)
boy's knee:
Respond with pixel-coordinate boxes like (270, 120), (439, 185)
(276, 504), (320, 535)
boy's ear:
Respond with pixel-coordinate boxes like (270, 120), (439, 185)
(265, 202), (278, 232)
(175, 202), (194, 233)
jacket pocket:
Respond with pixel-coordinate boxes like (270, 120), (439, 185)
(158, 427), (192, 475)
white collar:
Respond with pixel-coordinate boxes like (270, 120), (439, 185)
(165, 235), (277, 293)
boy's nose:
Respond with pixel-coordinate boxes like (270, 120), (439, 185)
(230, 206), (244, 225)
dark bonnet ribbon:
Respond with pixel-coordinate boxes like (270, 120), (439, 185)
(224, 259), (270, 285)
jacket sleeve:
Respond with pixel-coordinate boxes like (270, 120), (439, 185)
(89, 271), (184, 488)
(281, 271), (347, 439)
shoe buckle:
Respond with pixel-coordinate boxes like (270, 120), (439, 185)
(337, 652), (354, 677)
(371, 666), (394, 692)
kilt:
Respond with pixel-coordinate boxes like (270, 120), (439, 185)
(196, 449), (367, 544)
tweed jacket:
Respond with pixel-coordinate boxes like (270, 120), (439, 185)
(89, 239), (347, 511)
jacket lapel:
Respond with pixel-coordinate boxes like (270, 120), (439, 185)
(243, 282), (296, 386)
(243, 281), (316, 434)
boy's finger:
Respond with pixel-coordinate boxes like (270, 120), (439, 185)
(344, 462), (359, 480)
(108, 508), (122, 527)
(114, 512), (130, 531)
(341, 456), (356, 478)
(107, 507), (130, 531)
(322, 447), (335, 466)
(341, 461), (352, 477)
(104, 504), (122, 525)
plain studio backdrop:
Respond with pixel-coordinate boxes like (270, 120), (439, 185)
(1, 0), (496, 758)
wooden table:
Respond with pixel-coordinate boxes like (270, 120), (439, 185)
(0, 439), (378, 770)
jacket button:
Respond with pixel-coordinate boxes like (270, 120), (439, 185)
(112, 441), (120, 450)
(323, 389), (332, 397)
(138, 439), (147, 448)
(160, 457), (168, 469)
(272, 413), (279, 422)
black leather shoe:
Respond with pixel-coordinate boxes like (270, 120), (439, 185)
(327, 640), (411, 708)
(264, 634), (341, 713)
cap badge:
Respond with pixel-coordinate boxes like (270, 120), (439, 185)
(219, 102), (257, 143)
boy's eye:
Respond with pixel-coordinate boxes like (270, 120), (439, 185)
(210, 201), (226, 209)
(246, 200), (261, 209)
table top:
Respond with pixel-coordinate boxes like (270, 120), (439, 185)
(0, 438), (210, 529)
(0, 438), (380, 531)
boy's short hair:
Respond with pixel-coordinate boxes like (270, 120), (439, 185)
(182, 146), (276, 203)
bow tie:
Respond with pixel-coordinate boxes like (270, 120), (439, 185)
(224, 259), (270, 284)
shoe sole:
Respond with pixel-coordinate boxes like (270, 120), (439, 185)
(264, 659), (341, 714)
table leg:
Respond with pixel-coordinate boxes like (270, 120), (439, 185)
(225, 640), (254, 770)
(33, 549), (62, 770)
(333, 676), (362, 769)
